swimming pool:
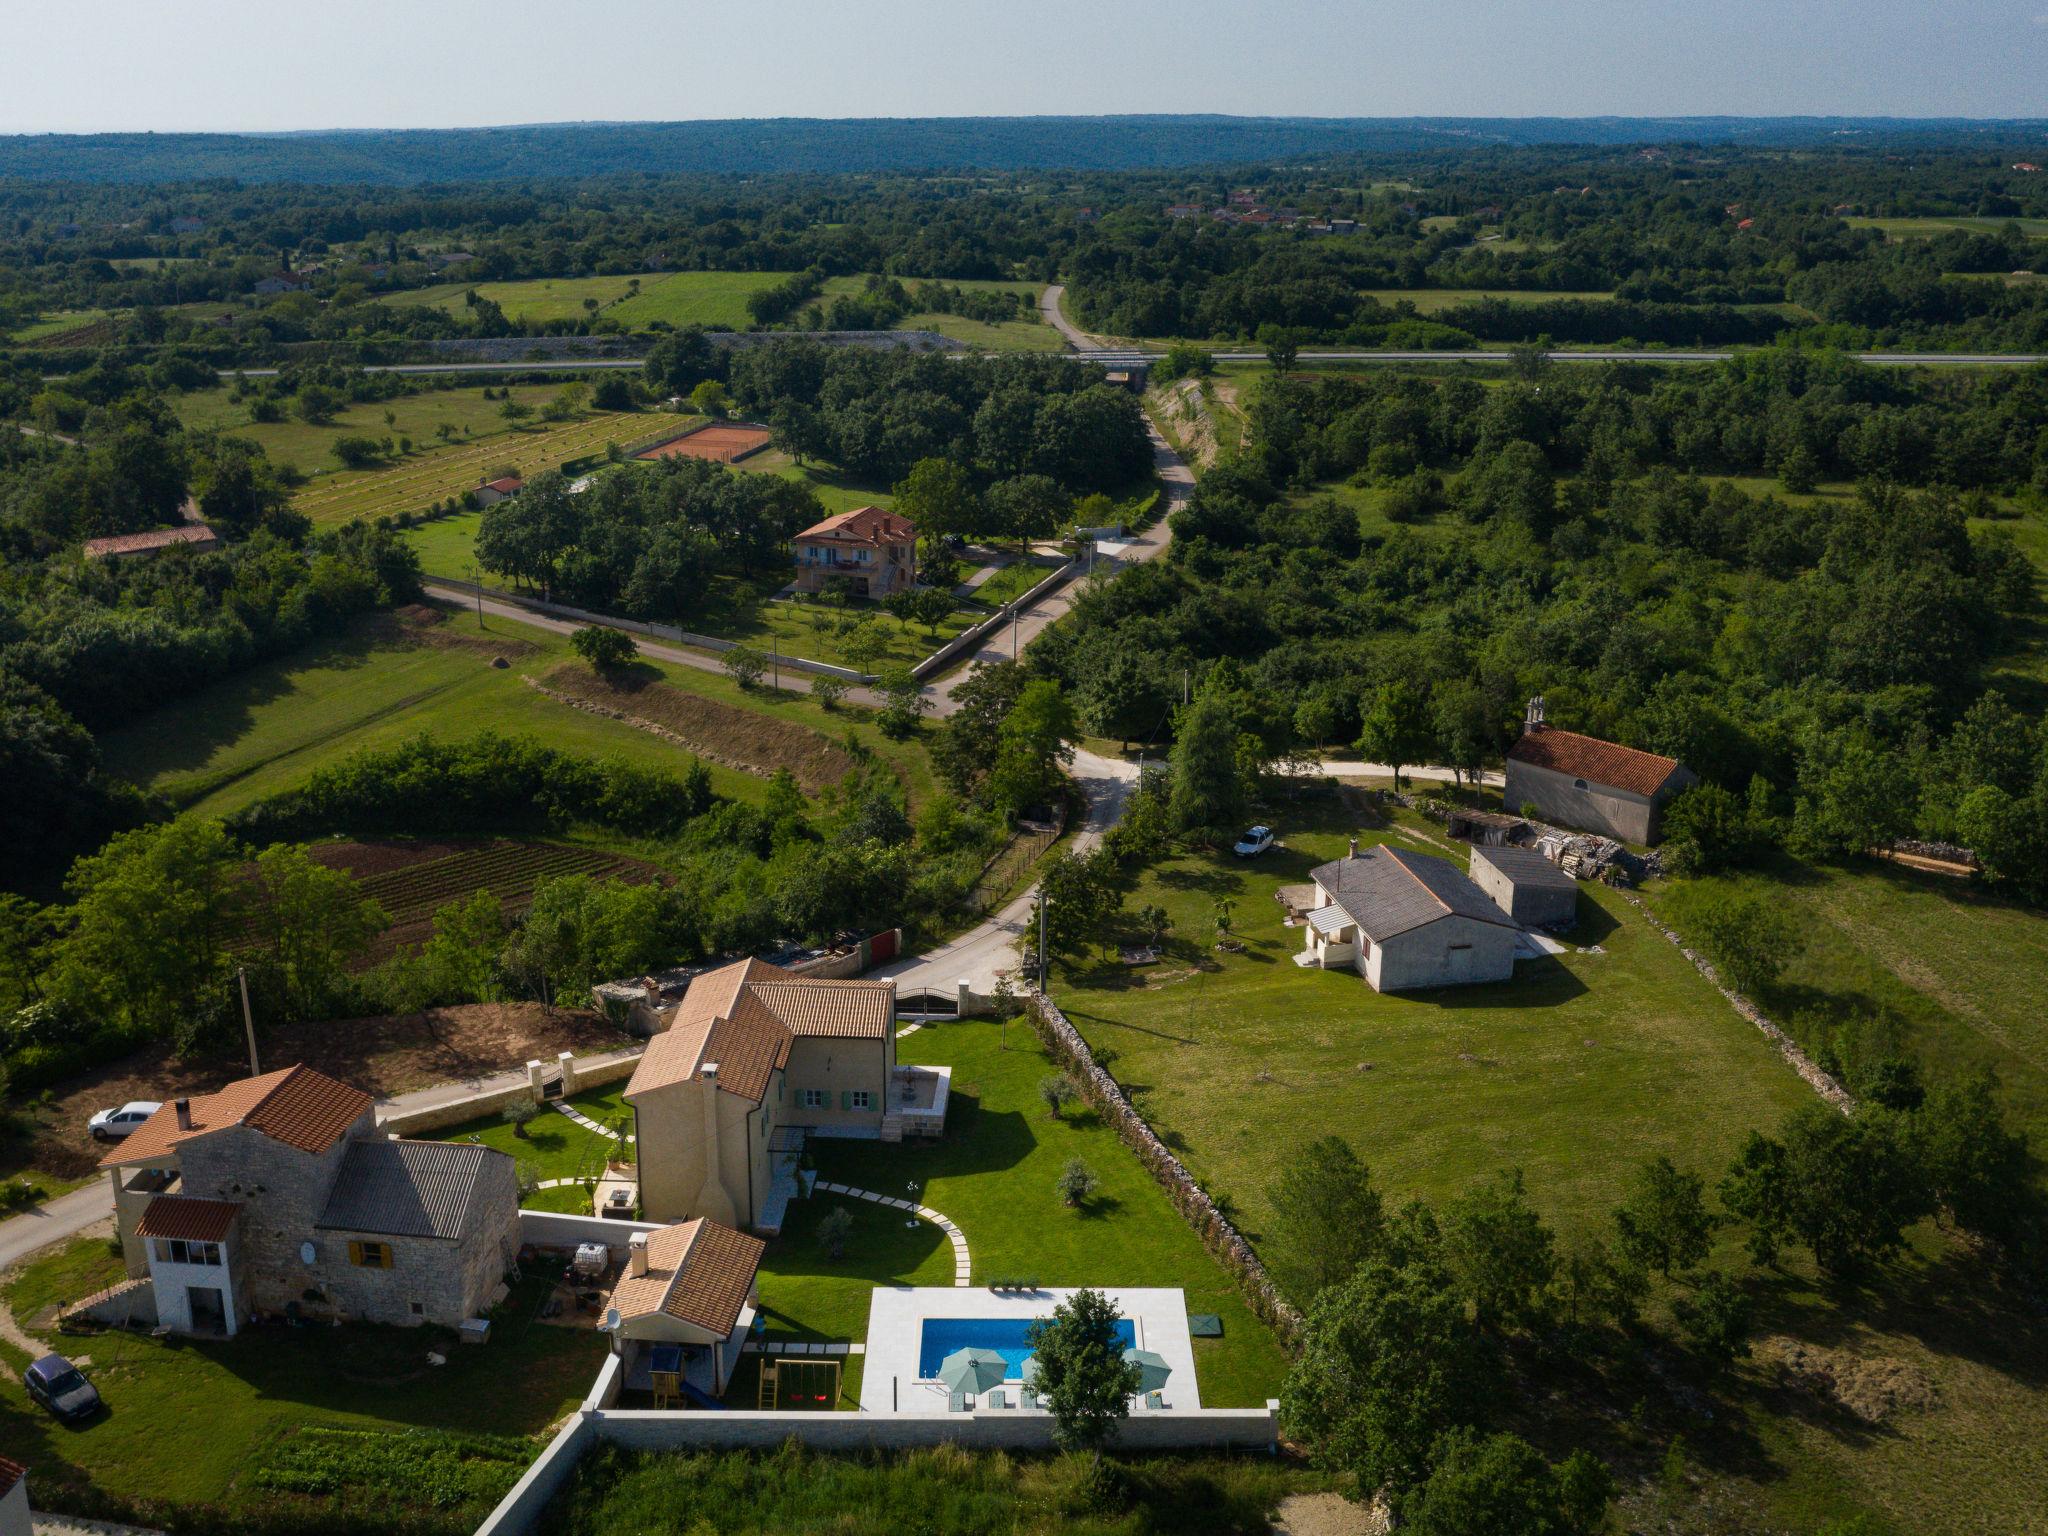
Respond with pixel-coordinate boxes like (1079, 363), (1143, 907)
(917, 1315), (1137, 1380)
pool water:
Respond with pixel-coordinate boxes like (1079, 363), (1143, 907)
(917, 1316), (1137, 1380)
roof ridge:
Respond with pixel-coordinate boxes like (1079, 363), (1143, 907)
(1385, 845), (1452, 917)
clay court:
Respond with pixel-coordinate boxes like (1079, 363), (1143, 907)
(636, 422), (773, 463)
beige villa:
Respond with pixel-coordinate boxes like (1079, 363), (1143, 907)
(624, 959), (949, 1232)
(792, 505), (917, 598)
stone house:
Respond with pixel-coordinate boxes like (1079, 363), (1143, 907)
(1469, 844), (1580, 928)
(626, 959), (948, 1231)
(792, 506), (917, 599)
(1503, 697), (1696, 844)
(99, 1065), (517, 1333)
(1301, 842), (1520, 992)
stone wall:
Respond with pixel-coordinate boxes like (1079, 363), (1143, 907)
(376, 1050), (640, 1137)
(1024, 991), (1303, 1347)
(909, 560), (1082, 681)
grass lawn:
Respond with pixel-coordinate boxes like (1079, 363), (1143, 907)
(743, 1019), (1292, 1410)
(1847, 215), (2048, 240)
(0, 1261), (602, 1531)
(963, 558), (1060, 608)
(425, 1085), (633, 1216)
(175, 382), (584, 479)
(1049, 789), (1816, 1248)
(1648, 856), (2048, 1150)
(2, 1233), (127, 1325)
(6, 309), (113, 343)
(287, 408), (697, 528)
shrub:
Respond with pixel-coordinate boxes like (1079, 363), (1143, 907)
(1039, 1073), (1078, 1120)
(1055, 1158), (1098, 1206)
(571, 625), (638, 671)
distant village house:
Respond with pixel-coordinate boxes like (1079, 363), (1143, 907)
(1503, 697), (1697, 844)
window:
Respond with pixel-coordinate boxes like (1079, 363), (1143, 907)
(801, 1088), (826, 1110)
(844, 1090), (874, 1112)
(1448, 942), (1473, 952)
(153, 1238), (221, 1266)
(1573, 778), (1588, 790)
(410, 1302), (425, 1316)
(348, 1240), (394, 1269)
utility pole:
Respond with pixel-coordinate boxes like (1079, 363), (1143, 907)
(467, 563), (485, 629)
(237, 966), (261, 1077)
(1038, 893), (1049, 994)
(772, 640), (780, 692)
(1010, 604), (1019, 661)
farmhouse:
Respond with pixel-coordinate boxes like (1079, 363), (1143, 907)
(98, 1064), (518, 1334)
(599, 1218), (766, 1399)
(792, 505), (917, 598)
(1300, 842), (1520, 992)
(625, 958), (948, 1231)
(82, 524), (220, 560)
(1469, 844), (1579, 927)
(1503, 697), (1697, 844)
(471, 475), (523, 508)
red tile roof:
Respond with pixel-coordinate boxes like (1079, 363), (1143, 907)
(480, 476), (523, 494)
(135, 1194), (241, 1243)
(100, 1064), (372, 1168)
(795, 505), (914, 547)
(82, 524), (219, 558)
(1508, 728), (1684, 799)
(0, 1455), (23, 1500)
(604, 1217), (764, 1337)
(626, 959), (894, 1102)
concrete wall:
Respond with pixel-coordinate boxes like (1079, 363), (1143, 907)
(0, 1474), (29, 1536)
(146, 1244), (244, 1336)
(377, 1051), (640, 1137)
(1468, 853), (1579, 927)
(1369, 915), (1519, 992)
(909, 559), (1081, 681)
(518, 1209), (665, 1252)
(591, 1401), (1280, 1452)
(1503, 758), (1693, 845)
(473, 1413), (595, 1536)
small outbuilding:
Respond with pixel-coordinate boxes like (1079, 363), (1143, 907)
(1469, 845), (1579, 928)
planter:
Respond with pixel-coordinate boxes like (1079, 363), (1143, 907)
(798, 1169), (818, 1198)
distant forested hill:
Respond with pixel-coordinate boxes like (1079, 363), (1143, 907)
(1, 115), (2041, 184)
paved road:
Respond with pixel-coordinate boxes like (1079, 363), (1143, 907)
(1038, 283), (1102, 350)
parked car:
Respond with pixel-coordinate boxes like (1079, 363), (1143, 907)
(24, 1353), (102, 1422)
(1232, 825), (1276, 858)
(88, 1101), (161, 1141)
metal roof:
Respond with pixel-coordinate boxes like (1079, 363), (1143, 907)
(1470, 844), (1577, 890)
(1311, 845), (1519, 944)
(316, 1139), (504, 1240)
(1308, 905), (1354, 936)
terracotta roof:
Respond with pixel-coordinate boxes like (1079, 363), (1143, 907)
(605, 1218), (764, 1337)
(135, 1194), (241, 1243)
(1507, 727), (1685, 799)
(0, 1455), (22, 1500)
(100, 1064), (372, 1168)
(82, 524), (219, 558)
(750, 979), (894, 1039)
(794, 505), (914, 546)
(480, 476), (523, 493)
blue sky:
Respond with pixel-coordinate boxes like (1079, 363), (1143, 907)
(5, 0), (2045, 133)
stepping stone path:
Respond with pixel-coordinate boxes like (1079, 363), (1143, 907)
(894, 1022), (923, 1039)
(744, 1339), (867, 1355)
(552, 1100), (629, 1141)
(815, 1181), (972, 1287)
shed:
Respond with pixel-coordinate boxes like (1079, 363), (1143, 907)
(1469, 845), (1579, 928)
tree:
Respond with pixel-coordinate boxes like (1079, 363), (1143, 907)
(722, 643), (767, 690)
(1612, 1156), (1715, 1279)
(889, 587), (957, 638)
(1169, 691), (1244, 840)
(985, 474), (1070, 551)
(1025, 1287), (1143, 1452)
(1134, 904), (1169, 948)
(1439, 1168), (1555, 1332)
(1281, 1257), (1497, 1497)
(817, 1205), (854, 1260)
(501, 1093), (541, 1140)
(986, 679), (1077, 818)
(295, 384), (342, 424)
(688, 379), (730, 417)
(810, 672), (849, 711)
(246, 843), (387, 1018)
(892, 457), (982, 544)
(1355, 680), (1434, 788)
(1430, 680), (1498, 788)
(499, 397), (534, 426)
(1671, 1271), (1753, 1375)
(420, 889), (509, 1004)
(931, 661), (1029, 800)
(1398, 1429), (1614, 1536)
(1056, 1156), (1099, 1206)
(572, 625), (638, 671)
(877, 666), (929, 739)
(643, 326), (720, 395)
(1258, 323), (1306, 373)
(1034, 848), (1122, 960)
(1691, 890), (1801, 995)
(331, 436), (383, 469)
(1915, 1067), (2035, 1248)
(1267, 1136), (1386, 1301)
(1718, 1130), (1794, 1267)
(1039, 1073), (1079, 1120)
(1779, 1105), (1930, 1279)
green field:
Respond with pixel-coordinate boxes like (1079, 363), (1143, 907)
(287, 407), (696, 526)
(1361, 288), (1614, 313)
(1848, 216), (2048, 240)
(5, 308), (112, 343)
(736, 1019), (1291, 1412)
(176, 383), (581, 477)
(1051, 793), (1816, 1246)
(425, 1085), (631, 1214)
(91, 603), (937, 821)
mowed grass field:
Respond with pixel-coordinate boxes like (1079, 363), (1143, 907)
(1051, 791), (1816, 1245)
(1847, 215), (2048, 240)
(377, 271), (797, 330)
(289, 408), (696, 527)
(94, 601), (938, 821)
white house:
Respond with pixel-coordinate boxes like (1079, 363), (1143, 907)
(1302, 842), (1520, 992)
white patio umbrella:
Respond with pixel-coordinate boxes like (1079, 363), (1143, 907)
(1122, 1348), (1172, 1395)
(937, 1346), (1008, 1397)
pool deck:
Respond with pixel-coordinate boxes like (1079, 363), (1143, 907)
(858, 1285), (1200, 1415)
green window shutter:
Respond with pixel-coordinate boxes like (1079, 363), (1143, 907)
(840, 1090), (851, 1110)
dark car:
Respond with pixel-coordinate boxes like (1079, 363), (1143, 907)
(24, 1352), (101, 1422)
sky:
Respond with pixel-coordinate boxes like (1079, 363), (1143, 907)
(3, 0), (2045, 133)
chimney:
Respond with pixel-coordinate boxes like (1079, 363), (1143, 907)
(693, 1064), (738, 1224)
(1524, 696), (1547, 734)
(1348, 837), (1359, 859)
(627, 1232), (649, 1278)
(174, 1098), (192, 1130)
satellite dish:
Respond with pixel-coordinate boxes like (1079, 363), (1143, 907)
(299, 1241), (317, 1265)
(602, 1307), (621, 1332)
